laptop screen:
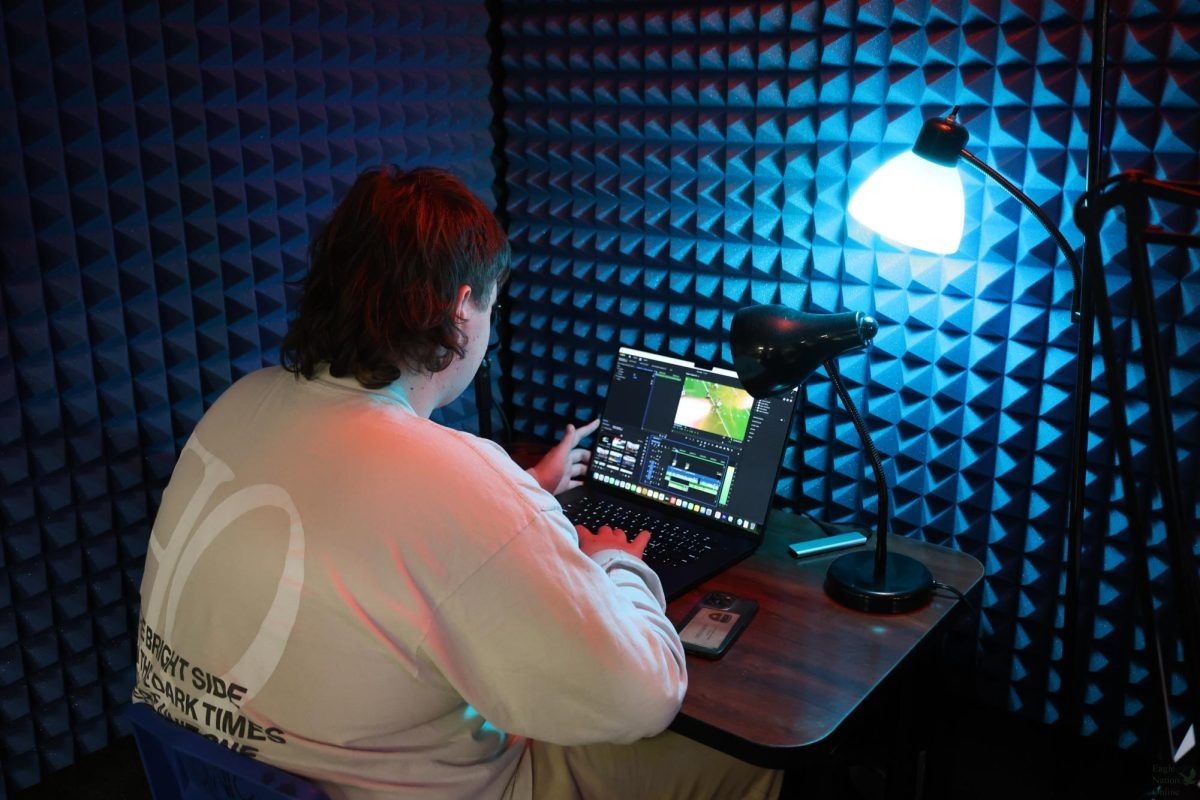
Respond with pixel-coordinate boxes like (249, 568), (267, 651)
(588, 347), (799, 534)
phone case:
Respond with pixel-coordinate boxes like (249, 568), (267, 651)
(677, 591), (758, 659)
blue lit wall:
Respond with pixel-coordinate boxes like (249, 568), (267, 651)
(0, 1), (497, 794)
(499, 0), (1199, 754)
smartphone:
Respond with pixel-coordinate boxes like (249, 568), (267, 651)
(677, 591), (758, 659)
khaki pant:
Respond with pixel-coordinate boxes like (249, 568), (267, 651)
(524, 730), (784, 800)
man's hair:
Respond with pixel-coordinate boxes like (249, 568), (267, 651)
(281, 166), (510, 388)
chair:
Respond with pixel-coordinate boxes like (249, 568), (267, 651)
(123, 702), (330, 800)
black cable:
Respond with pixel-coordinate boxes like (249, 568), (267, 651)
(932, 580), (977, 618)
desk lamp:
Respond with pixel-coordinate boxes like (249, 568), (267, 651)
(730, 306), (936, 614)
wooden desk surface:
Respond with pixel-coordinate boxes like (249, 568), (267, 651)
(666, 511), (984, 768)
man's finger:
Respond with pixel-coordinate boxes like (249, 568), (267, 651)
(572, 418), (600, 445)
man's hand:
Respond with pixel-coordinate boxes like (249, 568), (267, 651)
(576, 524), (651, 561)
(527, 419), (600, 495)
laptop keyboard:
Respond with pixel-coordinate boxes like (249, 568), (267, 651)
(561, 495), (716, 568)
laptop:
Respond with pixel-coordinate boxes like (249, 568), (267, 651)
(558, 347), (799, 599)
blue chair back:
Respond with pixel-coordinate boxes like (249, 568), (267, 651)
(124, 703), (330, 800)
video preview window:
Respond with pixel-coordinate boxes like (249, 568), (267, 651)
(672, 377), (753, 442)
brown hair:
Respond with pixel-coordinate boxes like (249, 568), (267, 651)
(281, 166), (509, 388)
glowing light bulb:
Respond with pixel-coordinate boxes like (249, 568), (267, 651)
(848, 150), (966, 255)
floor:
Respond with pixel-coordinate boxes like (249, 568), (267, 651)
(11, 692), (1160, 800)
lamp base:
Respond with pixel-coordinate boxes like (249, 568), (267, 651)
(824, 550), (934, 614)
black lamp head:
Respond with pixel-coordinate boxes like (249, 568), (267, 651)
(729, 306), (878, 398)
(912, 109), (969, 167)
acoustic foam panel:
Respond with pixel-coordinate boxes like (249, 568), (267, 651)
(0, 1), (497, 793)
(498, 0), (1198, 755)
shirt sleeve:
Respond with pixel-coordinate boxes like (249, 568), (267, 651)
(417, 506), (688, 746)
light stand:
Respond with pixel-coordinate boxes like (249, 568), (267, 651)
(1074, 171), (1200, 766)
(729, 305), (935, 614)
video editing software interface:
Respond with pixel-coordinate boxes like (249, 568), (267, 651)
(590, 349), (798, 533)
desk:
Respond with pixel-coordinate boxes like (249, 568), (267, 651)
(666, 511), (984, 771)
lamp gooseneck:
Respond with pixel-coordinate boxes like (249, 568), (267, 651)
(957, 149), (1083, 321)
(820, 358), (933, 614)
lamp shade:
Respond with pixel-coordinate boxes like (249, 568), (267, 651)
(730, 306), (878, 398)
(847, 150), (966, 254)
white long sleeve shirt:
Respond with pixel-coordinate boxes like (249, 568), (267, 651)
(132, 366), (687, 799)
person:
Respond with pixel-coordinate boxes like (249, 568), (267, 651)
(131, 165), (782, 799)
